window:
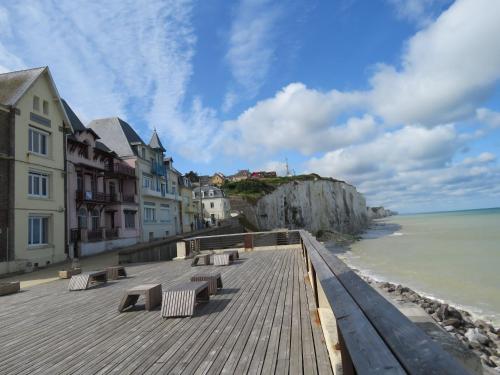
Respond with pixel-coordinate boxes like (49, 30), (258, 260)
(91, 209), (100, 230)
(141, 148), (146, 159)
(124, 210), (136, 228)
(28, 172), (49, 198)
(160, 205), (170, 223)
(28, 216), (48, 246)
(78, 208), (87, 228)
(43, 100), (49, 115)
(29, 128), (48, 155)
(143, 174), (152, 189)
(33, 96), (40, 111)
(208, 190), (214, 197)
(210, 202), (214, 208)
(77, 174), (83, 192)
(144, 207), (156, 223)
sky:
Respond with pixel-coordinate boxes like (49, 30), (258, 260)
(1, 0), (500, 213)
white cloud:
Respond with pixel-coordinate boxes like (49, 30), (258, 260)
(221, 82), (368, 156)
(387, 0), (451, 26)
(476, 108), (500, 129)
(462, 152), (496, 165)
(260, 160), (288, 176)
(370, 0), (500, 126)
(0, 0), (214, 158)
(305, 125), (462, 179)
(224, 0), (282, 110)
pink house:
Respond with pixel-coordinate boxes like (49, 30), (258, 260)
(63, 100), (140, 257)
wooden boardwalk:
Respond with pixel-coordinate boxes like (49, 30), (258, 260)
(0, 249), (332, 374)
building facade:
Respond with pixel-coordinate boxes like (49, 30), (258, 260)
(64, 101), (139, 257)
(89, 119), (179, 241)
(193, 185), (231, 224)
(0, 67), (70, 274)
(178, 174), (197, 232)
(210, 172), (226, 186)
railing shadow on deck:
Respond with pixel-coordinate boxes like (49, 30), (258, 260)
(181, 229), (472, 375)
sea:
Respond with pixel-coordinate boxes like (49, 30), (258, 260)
(335, 207), (500, 326)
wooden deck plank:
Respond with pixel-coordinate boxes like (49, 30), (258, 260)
(0, 249), (333, 375)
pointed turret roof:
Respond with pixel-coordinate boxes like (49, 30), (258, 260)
(149, 129), (165, 152)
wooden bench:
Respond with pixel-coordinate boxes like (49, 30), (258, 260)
(191, 253), (210, 267)
(0, 281), (20, 296)
(58, 268), (81, 279)
(190, 272), (222, 295)
(68, 271), (107, 291)
(118, 284), (162, 312)
(213, 253), (231, 266)
(223, 250), (239, 260)
(105, 266), (127, 280)
(161, 281), (209, 318)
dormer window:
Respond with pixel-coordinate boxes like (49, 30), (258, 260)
(33, 96), (40, 111)
(43, 100), (49, 115)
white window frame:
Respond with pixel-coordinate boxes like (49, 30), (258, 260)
(143, 174), (152, 189)
(28, 216), (49, 246)
(28, 171), (49, 198)
(144, 207), (156, 223)
(160, 206), (170, 223)
(29, 127), (48, 156)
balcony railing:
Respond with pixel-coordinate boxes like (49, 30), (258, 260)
(106, 162), (136, 177)
(122, 195), (136, 203)
(76, 190), (114, 203)
(105, 227), (119, 239)
(151, 161), (167, 177)
(87, 229), (103, 242)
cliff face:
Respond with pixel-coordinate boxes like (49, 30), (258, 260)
(231, 179), (369, 235)
(366, 206), (397, 219)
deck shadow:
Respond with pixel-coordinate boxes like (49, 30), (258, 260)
(194, 298), (231, 316)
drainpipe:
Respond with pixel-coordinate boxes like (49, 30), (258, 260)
(63, 123), (69, 258)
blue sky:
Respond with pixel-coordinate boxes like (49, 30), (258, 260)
(1, 0), (499, 213)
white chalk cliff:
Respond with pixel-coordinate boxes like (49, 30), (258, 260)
(231, 179), (370, 235)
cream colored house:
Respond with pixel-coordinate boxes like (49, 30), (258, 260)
(179, 175), (197, 232)
(0, 67), (71, 275)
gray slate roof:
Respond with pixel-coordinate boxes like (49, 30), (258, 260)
(89, 117), (145, 157)
(61, 99), (86, 132)
(0, 67), (46, 106)
(149, 130), (166, 151)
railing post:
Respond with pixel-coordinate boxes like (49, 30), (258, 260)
(337, 327), (355, 375)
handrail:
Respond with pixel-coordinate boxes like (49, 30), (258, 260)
(298, 230), (470, 375)
(179, 229), (471, 375)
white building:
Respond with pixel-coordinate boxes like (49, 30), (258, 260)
(193, 185), (230, 224)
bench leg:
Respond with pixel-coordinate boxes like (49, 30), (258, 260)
(118, 294), (139, 312)
(145, 285), (162, 311)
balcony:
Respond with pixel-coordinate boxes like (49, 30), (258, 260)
(151, 161), (167, 177)
(122, 195), (136, 203)
(76, 190), (115, 203)
(105, 227), (120, 239)
(106, 162), (136, 178)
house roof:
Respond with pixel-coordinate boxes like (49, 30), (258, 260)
(0, 66), (71, 126)
(149, 129), (166, 152)
(88, 117), (145, 157)
(61, 99), (100, 139)
(0, 67), (46, 106)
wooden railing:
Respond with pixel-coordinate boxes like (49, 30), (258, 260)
(180, 230), (471, 375)
(298, 230), (470, 375)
